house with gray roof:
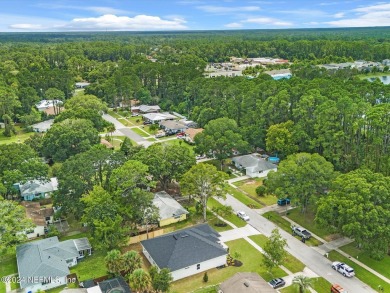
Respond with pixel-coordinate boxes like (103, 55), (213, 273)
(142, 112), (177, 124)
(17, 177), (58, 201)
(153, 191), (189, 227)
(159, 120), (188, 135)
(16, 236), (91, 293)
(232, 154), (277, 178)
(31, 119), (54, 133)
(131, 105), (161, 114)
(219, 272), (276, 293)
(141, 224), (227, 281)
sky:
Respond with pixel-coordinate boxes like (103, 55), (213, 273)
(1, 0), (390, 32)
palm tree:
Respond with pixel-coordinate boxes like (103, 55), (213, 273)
(108, 123), (116, 142)
(105, 249), (124, 275)
(122, 250), (142, 275)
(292, 275), (312, 293)
(128, 268), (151, 293)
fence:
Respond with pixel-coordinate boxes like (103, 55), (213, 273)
(128, 229), (164, 244)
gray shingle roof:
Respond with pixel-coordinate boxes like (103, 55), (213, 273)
(16, 237), (91, 288)
(232, 154), (277, 171)
(153, 191), (189, 220)
(19, 177), (58, 197)
(141, 224), (227, 271)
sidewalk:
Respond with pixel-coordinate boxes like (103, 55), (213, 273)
(283, 216), (390, 284)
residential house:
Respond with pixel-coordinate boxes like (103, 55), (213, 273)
(16, 236), (92, 293)
(21, 201), (54, 239)
(31, 119), (54, 133)
(131, 105), (161, 114)
(86, 277), (132, 293)
(35, 100), (63, 116)
(159, 120), (187, 135)
(142, 112), (176, 124)
(219, 272), (276, 293)
(184, 128), (204, 143)
(75, 82), (90, 89)
(17, 177), (58, 201)
(153, 191), (189, 227)
(141, 224), (227, 281)
(178, 119), (197, 128)
(232, 154), (277, 178)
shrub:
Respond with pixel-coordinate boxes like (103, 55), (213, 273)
(203, 272), (208, 283)
(256, 185), (267, 196)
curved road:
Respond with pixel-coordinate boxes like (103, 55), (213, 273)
(217, 194), (375, 293)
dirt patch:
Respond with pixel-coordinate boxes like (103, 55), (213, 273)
(243, 180), (257, 185)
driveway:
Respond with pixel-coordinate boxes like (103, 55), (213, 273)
(217, 194), (376, 293)
(102, 114), (147, 144)
(219, 225), (259, 242)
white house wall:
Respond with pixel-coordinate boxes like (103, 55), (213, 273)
(26, 226), (45, 239)
(246, 168), (277, 178)
(23, 276), (67, 293)
(171, 254), (227, 281)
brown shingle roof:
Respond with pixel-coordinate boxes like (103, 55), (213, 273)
(184, 128), (204, 141)
(21, 202), (53, 227)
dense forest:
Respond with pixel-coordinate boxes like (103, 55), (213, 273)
(0, 28), (388, 176)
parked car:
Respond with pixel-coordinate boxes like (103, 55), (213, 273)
(155, 132), (166, 138)
(331, 284), (347, 293)
(291, 225), (312, 239)
(196, 154), (206, 160)
(332, 262), (355, 277)
(143, 121), (152, 125)
(236, 211), (250, 221)
(277, 198), (291, 206)
(268, 278), (285, 289)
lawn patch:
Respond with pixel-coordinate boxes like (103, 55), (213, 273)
(0, 256), (17, 277)
(328, 250), (390, 292)
(249, 235), (305, 273)
(107, 110), (122, 119)
(171, 238), (286, 293)
(339, 242), (390, 280)
(131, 127), (150, 137)
(225, 186), (262, 209)
(262, 212), (322, 247)
(207, 198), (246, 228)
(287, 207), (338, 241)
(70, 251), (108, 281)
(0, 125), (34, 145)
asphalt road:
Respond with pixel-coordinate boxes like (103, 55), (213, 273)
(218, 194), (376, 293)
(102, 114), (147, 143)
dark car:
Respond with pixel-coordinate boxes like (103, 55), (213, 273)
(143, 121), (152, 125)
(268, 278), (285, 289)
(277, 198), (291, 206)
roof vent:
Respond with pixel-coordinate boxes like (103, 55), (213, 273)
(181, 233), (189, 238)
(244, 282), (249, 287)
(173, 235), (178, 240)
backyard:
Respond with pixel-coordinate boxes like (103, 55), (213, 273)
(170, 238), (287, 293)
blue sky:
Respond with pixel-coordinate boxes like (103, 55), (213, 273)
(1, 0), (390, 32)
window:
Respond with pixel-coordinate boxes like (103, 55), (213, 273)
(197, 264), (200, 270)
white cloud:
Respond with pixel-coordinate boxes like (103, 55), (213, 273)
(197, 5), (260, 14)
(9, 23), (44, 30)
(333, 12), (345, 18)
(225, 22), (243, 28)
(244, 17), (292, 26)
(278, 9), (327, 17)
(326, 3), (390, 27)
(7, 14), (188, 31)
(84, 6), (130, 15)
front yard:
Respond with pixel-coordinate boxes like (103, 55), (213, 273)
(0, 125), (34, 145)
(225, 185), (262, 209)
(171, 238), (287, 293)
(262, 211), (322, 247)
(280, 277), (331, 293)
(328, 250), (390, 292)
(232, 179), (277, 206)
(339, 242), (390, 280)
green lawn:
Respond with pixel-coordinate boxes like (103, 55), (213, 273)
(131, 127), (150, 137)
(280, 277), (331, 293)
(59, 232), (89, 241)
(70, 251), (108, 281)
(116, 118), (133, 127)
(171, 238), (286, 293)
(233, 178), (263, 197)
(233, 179), (278, 206)
(287, 207), (338, 241)
(0, 282), (5, 293)
(147, 137), (157, 141)
(0, 126), (34, 145)
(0, 255), (17, 293)
(207, 197), (247, 228)
(249, 235), (305, 273)
(161, 139), (195, 154)
(328, 250), (390, 292)
(11, 275), (20, 290)
(191, 285), (218, 293)
(225, 185), (262, 209)
(46, 285), (67, 293)
(107, 109), (123, 119)
(262, 211), (322, 247)
(127, 116), (144, 125)
(339, 242), (390, 280)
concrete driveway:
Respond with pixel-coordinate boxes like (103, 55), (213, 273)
(217, 194), (376, 293)
(219, 224), (260, 242)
